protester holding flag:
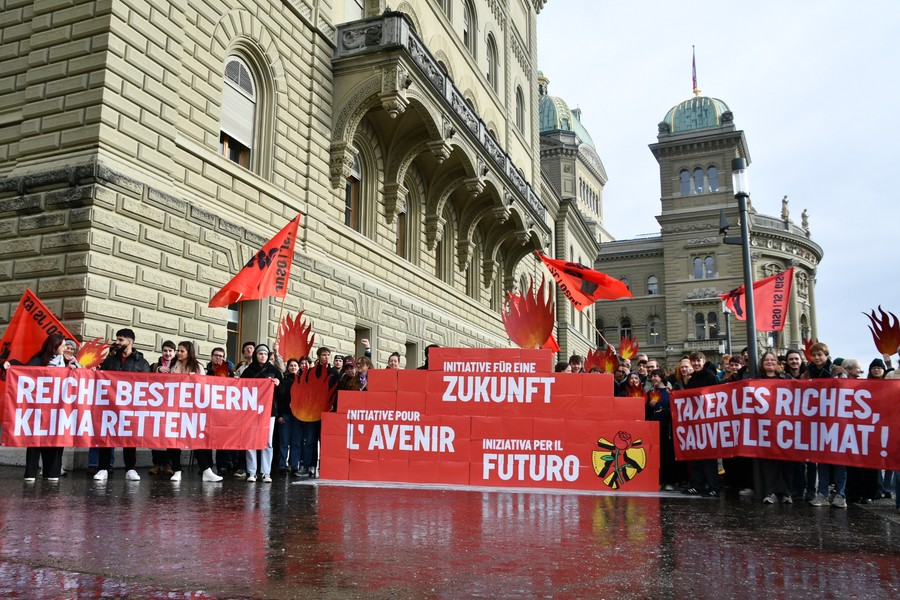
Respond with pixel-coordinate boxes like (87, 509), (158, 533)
(94, 329), (151, 483)
(240, 344), (282, 483)
(14, 334), (68, 482)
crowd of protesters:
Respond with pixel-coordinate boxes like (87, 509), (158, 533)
(561, 343), (898, 512)
(2, 328), (388, 485)
(3, 332), (897, 514)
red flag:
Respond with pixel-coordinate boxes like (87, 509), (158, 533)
(536, 252), (632, 311)
(0, 290), (78, 418)
(209, 214), (302, 307)
(719, 267), (794, 331)
(0, 289), (77, 367)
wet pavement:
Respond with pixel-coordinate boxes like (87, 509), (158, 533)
(0, 467), (898, 599)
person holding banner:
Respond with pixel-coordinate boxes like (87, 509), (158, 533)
(278, 358), (303, 477)
(805, 342), (848, 509)
(241, 344), (282, 483)
(94, 329), (151, 483)
(167, 341), (224, 483)
(682, 352), (721, 497)
(12, 334), (68, 482)
(757, 352), (794, 504)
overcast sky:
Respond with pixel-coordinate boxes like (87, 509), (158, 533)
(537, 0), (900, 366)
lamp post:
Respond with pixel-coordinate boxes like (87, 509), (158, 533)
(730, 157), (758, 377)
(723, 305), (732, 356)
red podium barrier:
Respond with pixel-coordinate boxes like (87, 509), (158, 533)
(320, 348), (659, 492)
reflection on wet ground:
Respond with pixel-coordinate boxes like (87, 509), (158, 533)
(0, 467), (897, 598)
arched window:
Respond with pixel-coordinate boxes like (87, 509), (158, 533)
(515, 86), (525, 131)
(708, 166), (719, 192)
(439, 0), (451, 18)
(486, 34), (498, 92)
(620, 318), (632, 339)
(704, 256), (715, 278)
(648, 316), (662, 344)
(396, 210), (408, 259)
(466, 230), (483, 300)
(462, 1), (476, 56)
(344, 154), (361, 231)
(695, 313), (706, 340)
(220, 56), (256, 169)
(679, 170), (691, 196)
(800, 314), (810, 341)
(693, 257), (704, 279)
(693, 168), (705, 194)
(620, 277), (630, 290)
(647, 275), (659, 295)
(595, 318), (606, 348)
(707, 312), (719, 339)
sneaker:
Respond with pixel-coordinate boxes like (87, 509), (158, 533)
(664, 484), (675, 491)
(682, 487), (700, 496)
(125, 469), (140, 481)
(763, 493), (777, 504)
(85, 466), (98, 476)
(148, 465), (159, 476)
(262, 474), (272, 483)
(781, 495), (793, 504)
(24, 477), (36, 483)
(247, 474), (257, 482)
(707, 489), (719, 497)
(809, 493), (828, 507)
(738, 488), (754, 497)
(170, 471), (182, 482)
(832, 494), (847, 509)
(233, 469), (248, 479)
(45, 477), (59, 482)
(202, 468), (223, 482)
(308, 468), (317, 479)
(93, 469), (109, 481)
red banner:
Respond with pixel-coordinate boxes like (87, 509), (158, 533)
(1, 367), (275, 450)
(321, 348), (659, 492)
(671, 379), (900, 469)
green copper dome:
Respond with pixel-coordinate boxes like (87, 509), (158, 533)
(538, 74), (596, 149)
(661, 96), (732, 134)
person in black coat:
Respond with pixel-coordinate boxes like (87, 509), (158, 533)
(683, 351), (722, 496)
(93, 328), (150, 483)
(240, 344), (283, 483)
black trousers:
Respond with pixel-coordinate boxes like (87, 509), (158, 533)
(168, 448), (213, 472)
(99, 447), (135, 471)
(24, 447), (63, 478)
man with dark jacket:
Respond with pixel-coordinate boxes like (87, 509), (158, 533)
(93, 328), (151, 482)
(683, 351), (722, 496)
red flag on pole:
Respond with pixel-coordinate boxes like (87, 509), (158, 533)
(209, 214), (302, 308)
(536, 251), (632, 311)
(0, 289), (78, 417)
(719, 267), (794, 331)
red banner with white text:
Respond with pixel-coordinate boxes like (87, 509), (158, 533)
(671, 379), (900, 469)
(1, 367), (275, 449)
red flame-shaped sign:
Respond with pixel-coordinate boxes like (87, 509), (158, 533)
(864, 306), (900, 355)
(618, 336), (640, 360)
(279, 310), (315, 360)
(209, 363), (231, 377)
(501, 276), (555, 350)
(585, 346), (618, 374)
(75, 338), (110, 369)
(802, 337), (818, 363)
(291, 365), (337, 422)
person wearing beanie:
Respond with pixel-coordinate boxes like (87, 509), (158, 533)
(240, 344), (283, 483)
(868, 358), (887, 378)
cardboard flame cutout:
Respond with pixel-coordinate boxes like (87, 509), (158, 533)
(502, 276), (555, 350)
(802, 337), (818, 363)
(592, 431), (646, 489)
(279, 311), (315, 360)
(291, 366), (337, 422)
(864, 306), (900, 355)
(618, 336), (640, 360)
(585, 346), (618, 373)
(74, 338), (110, 369)
(209, 363), (231, 377)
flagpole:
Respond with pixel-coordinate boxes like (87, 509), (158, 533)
(275, 295), (287, 349)
(589, 318), (612, 350)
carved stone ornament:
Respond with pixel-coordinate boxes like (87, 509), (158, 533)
(457, 238), (475, 270)
(383, 182), (408, 224)
(482, 258), (498, 287)
(379, 64), (410, 118)
(329, 141), (358, 189)
(427, 139), (452, 163)
(425, 214), (446, 249)
(341, 24), (383, 52)
(686, 287), (722, 300)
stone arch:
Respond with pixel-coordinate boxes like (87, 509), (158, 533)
(395, 2), (422, 33)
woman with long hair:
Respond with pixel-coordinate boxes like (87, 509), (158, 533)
(757, 351), (793, 504)
(23, 334), (67, 481)
(167, 341), (223, 482)
(278, 358), (303, 476)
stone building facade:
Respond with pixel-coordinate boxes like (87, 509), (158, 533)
(593, 95), (823, 367)
(1, 0), (612, 366)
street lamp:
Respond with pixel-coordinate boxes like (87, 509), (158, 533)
(727, 157), (758, 377)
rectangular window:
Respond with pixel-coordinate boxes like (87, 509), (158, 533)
(404, 342), (419, 370)
(345, 177), (360, 230)
(220, 132), (250, 168)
